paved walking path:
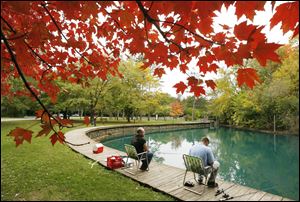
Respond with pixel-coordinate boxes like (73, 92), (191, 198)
(1, 117), (36, 122)
(65, 127), (294, 201)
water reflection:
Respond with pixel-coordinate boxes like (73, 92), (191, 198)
(103, 127), (299, 200)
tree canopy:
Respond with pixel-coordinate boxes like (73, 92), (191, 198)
(1, 1), (298, 146)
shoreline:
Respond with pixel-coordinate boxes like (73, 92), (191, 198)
(220, 124), (299, 136)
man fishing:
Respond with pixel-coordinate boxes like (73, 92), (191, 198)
(189, 136), (220, 188)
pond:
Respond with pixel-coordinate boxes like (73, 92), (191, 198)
(102, 127), (299, 200)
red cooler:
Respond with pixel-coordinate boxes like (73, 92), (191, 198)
(107, 156), (124, 169)
(93, 143), (104, 154)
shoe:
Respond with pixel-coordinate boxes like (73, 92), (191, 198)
(207, 182), (218, 188)
(140, 167), (148, 171)
(198, 177), (204, 185)
(184, 181), (194, 187)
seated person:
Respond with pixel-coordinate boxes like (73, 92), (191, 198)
(189, 136), (220, 187)
(131, 127), (153, 171)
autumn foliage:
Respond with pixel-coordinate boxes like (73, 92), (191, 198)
(1, 1), (298, 146)
(170, 101), (184, 118)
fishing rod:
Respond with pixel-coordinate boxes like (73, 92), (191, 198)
(215, 183), (236, 196)
(218, 184), (282, 201)
(219, 191), (259, 201)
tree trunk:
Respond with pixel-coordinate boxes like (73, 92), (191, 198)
(90, 103), (96, 126)
(192, 97), (196, 121)
(127, 115), (130, 123)
(63, 109), (67, 119)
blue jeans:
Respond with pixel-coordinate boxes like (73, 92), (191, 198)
(140, 152), (153, 170)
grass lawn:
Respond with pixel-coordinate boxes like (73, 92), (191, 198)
(1, 120), (176, 201)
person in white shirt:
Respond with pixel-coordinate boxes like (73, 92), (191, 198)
(189, 136), (220, 187)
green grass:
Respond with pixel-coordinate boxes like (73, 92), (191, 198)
(1, 120), (175, 201)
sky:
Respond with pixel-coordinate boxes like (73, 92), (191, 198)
(158, 2), (294, 98)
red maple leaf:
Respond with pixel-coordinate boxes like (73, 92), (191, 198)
(270, 2), (299, 34)
(153, 68), (166, 78)
(199, 16), (213, 35)
(187, 76), (198, 86)
(36, 124), (52, 137)
(190, 85), (206, 97)
(235, 1), (265, 21)
(253, 42), (282, 66)
(35, 109), (44, 119)
(205, 80), (217, 90)
(50, 133), (58, 146)
(8, 127), (33, 147)
(55, 117), (73, 127)
(84, 116), (90, 126)
(234, 21), (256, 41)
(237, 68), (260, 89)
(173, 81), (187, 94)
(57, 131), (65, 144)
(179, 64), (188, 73)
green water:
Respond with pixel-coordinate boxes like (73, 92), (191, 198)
(103, 127), (299, 200)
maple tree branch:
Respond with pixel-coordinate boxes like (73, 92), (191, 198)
(1, 16), (55, 81)
(1, 16), (16, 33)
(47, 117), (89, 146)
(41, 3), (91, 64)
(41, 3), (112, 77)
(148, 1), (154, 12)
(103, 8), (127, 35)
(136, 1), (187, 54)
(1, 25), (79, 138)
(154, 19), (221, 46)
(1, 16), (54, 73)
(1, 29), (58, 126)
(24, 43), (67, 81)
(143, 17), (151, 44)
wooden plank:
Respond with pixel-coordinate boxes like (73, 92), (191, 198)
(260, 193), (277, 201)
(157, 173), (186, 193)
(260, 193), (283, 201)
(151, 170), (184, 187)
(204, 183), (230, 201)
(221, 184), (253, 201)
(197, 181), (230, 201)
(269, 195), (283, 201)
(169, 186), (199, 200)
(245, 190), (267, 201)
(145, 168), (184, 187)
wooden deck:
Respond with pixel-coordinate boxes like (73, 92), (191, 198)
(65, 127), (294, 201)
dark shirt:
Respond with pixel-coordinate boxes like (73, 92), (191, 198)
(131, 136), (146, 154)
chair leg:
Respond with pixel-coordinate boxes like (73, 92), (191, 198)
(183, 170), (188, 185)
(122, 158), (136, 175)
(125, 157), (129, 168)
(193, 172), (197, 183)
(137, 159), (141, 172)
(204, 175), (208, 185)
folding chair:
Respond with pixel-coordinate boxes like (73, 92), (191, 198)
(182, 154), (212, 195)
(123, 144), (149, 175)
